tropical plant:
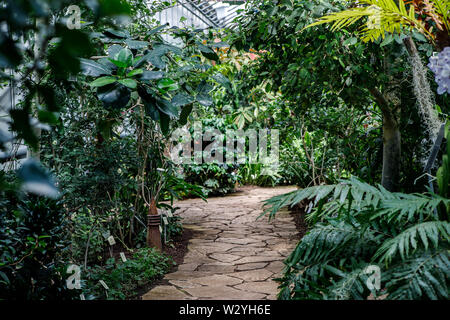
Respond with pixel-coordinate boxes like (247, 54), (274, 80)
(81, 248), (171, 300)
(262, 176), (449, 299)
(0, 196), (75, 300)
(305, 0), (450, 47)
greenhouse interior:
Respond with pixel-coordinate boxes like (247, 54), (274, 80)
(0, 0), (449, 306)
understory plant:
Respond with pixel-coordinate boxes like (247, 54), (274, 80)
(264, 144), (450, 300)
(264, 174), (449, 299)
(81, 248), (172, 300)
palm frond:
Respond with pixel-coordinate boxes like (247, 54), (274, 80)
(433, 0), (450, 31)
(385, 249), (450, 299)
(325, 265), (374, 300)
(304, 0), (433, 42)
(262, 177), (450, 223)
(285, 221), (379, 268)
(373, 221), (450, 263)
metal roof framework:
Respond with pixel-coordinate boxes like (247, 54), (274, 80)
(176, 0), (244, 29)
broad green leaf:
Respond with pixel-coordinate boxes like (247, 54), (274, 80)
(158, 78), (179, 91)
(126, 69), (143, 77)
(115, 48), (133, 67)
(171, 92), (194, 107)
(90, 76), (117, 87)
(97, 83), (131, 109)
(118, 78), (137, 89)
(79, 58), (112, 76)
(17, 159), (59, 199)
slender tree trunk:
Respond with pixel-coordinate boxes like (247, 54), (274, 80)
(381, 112), (401, 191)
(369, 87), (401, 191)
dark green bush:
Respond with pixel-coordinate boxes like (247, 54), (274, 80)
(81, 248), (172, 300)
(0, 195), (75, 300)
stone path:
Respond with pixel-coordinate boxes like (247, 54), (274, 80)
(142, 186), (298, 300)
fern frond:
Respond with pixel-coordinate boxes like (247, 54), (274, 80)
(285, 221), (379, 267)
(325, 264), (373, 300)
(262, 176), (449, 223)
(373, 221), (450, 264)
(303, 0), (434, 42)
(385, 249), (450, 299)
(433, 0), (450, 31)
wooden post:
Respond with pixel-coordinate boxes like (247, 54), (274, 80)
(146, 198), (162, 251)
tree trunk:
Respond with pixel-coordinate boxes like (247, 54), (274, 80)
(146, 197), (162, 251)
(368, 87), (401, 191)
(381, 112), (401, 191)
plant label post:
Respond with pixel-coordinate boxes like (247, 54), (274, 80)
(146, 198), (162, 251)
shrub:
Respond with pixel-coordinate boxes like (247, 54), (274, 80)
(81, 248), (172, 300)
(263, 177), (450, 300)
(0, 196), (75, 300)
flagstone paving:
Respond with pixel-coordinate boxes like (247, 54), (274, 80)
(142, 186), (298, 300)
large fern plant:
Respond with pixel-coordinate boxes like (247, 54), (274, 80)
(263, 132), (450, 299)
(263, 177), (449, 299)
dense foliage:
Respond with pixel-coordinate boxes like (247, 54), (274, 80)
(0, 0), (449, 301)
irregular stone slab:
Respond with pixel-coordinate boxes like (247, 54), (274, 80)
(208, 292), (267, 300)
(216, 238), (259, 245)
(191, 274), (243, 287)
(183, 285), (249, 299)
(235, 281), (279, 295)
(142, 286), (190, 300)
(165, 271), (213, 280)
(188, 242), (235, 253)
(234, 256), (282, 265)
(169, 280), (202, 289)
(177, 263), (200, 272)
(228, 269), (273, 282)
(197, 263), (236, 273)
(266, 261), (285, 274)
(235, 262), (268, 271)
(209, 253), (241, 263)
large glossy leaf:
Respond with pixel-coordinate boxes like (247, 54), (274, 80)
(115, 48), (133, 67)
(171, 92), (194, 107)
(107, 44), (124, 58)
(104, 29), (130, 39)
(90, 76), (117, 87)
(212, 73), (231, 91)
(197, 43), (219, 61)
(97, 82), (131, 109)
(138, 85), (160, 121)
(153, 43), (183, 56)
(79, 58), (113, 76)
(135, 50), (166, 69)
(118, 78), (137, 89)
(178, 104), (193, 126)
(196, 81), (214, 107)
(156, 98), (180, 118)
(143, 98), (160, 121)
(17, 159), (59, 199)
(159, 111), (170, 135)
(147, 24), (169, 37)
(126, 69), (143, 77)
(135, 44), (181, 69)
(125, 39), (148, 50)
(157, 78), (179, 91)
